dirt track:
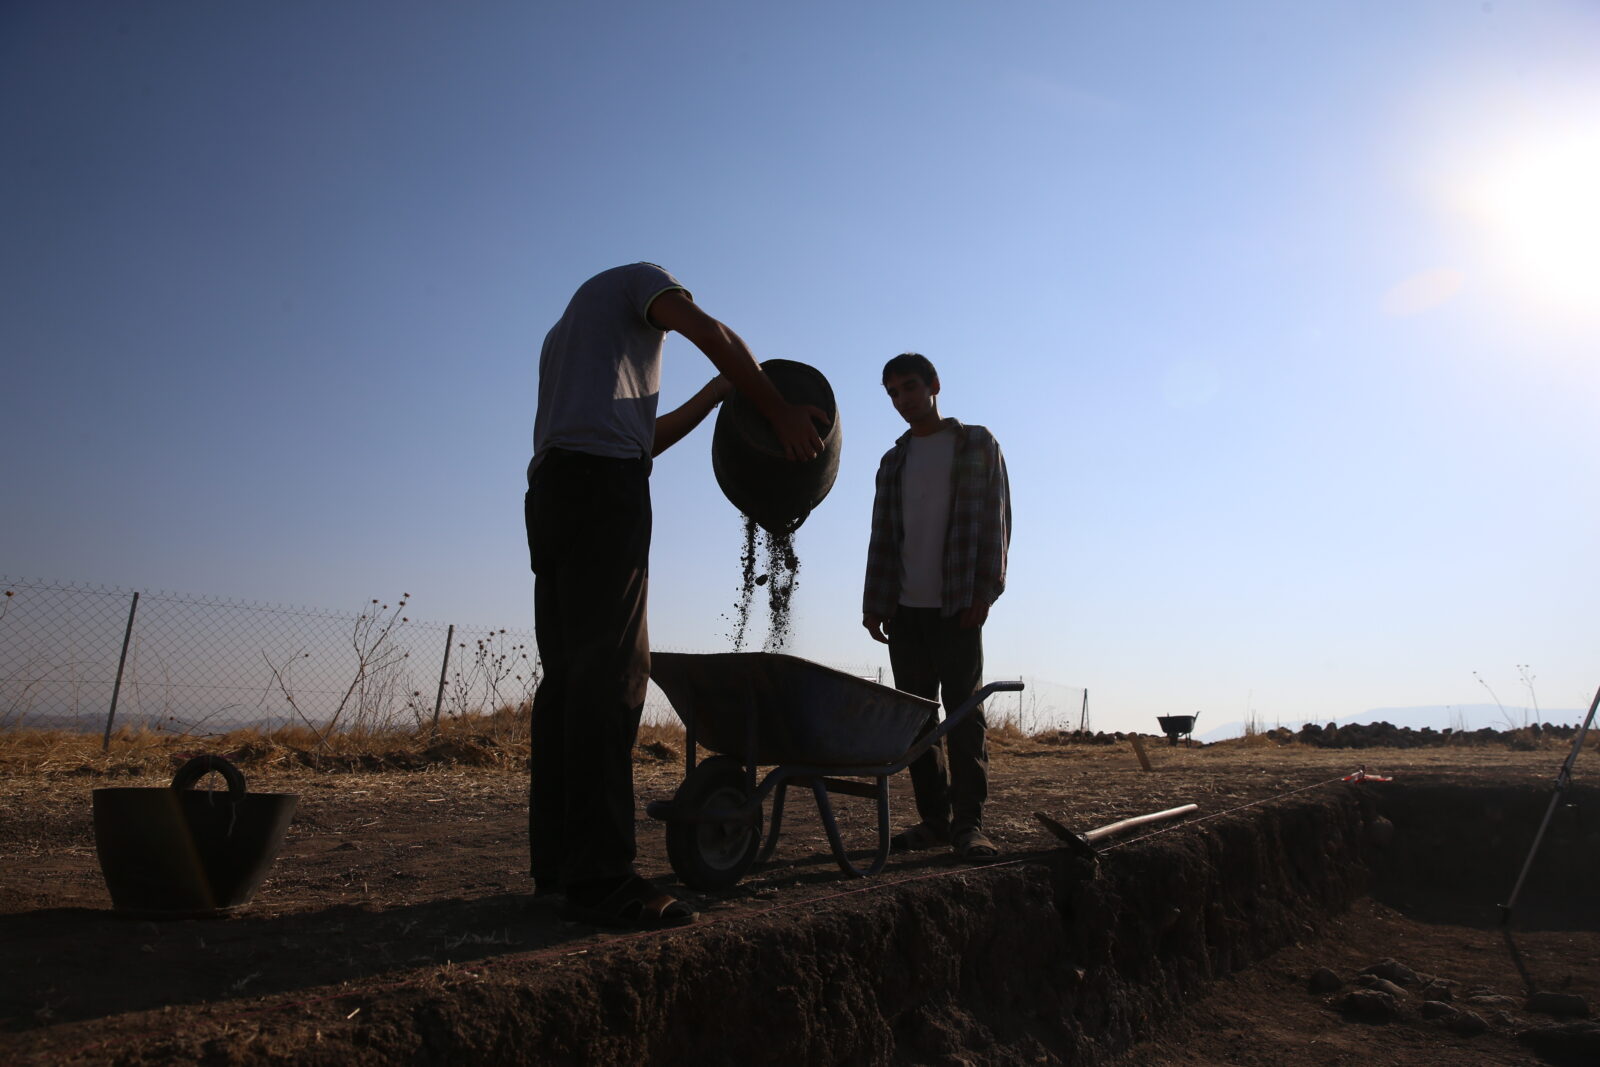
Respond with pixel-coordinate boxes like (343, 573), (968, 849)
(3, 737), (1597, 1064)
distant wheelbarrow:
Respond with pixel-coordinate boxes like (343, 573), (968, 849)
(647, 651), (1023, 890)
(1156, 712), (1200, 746)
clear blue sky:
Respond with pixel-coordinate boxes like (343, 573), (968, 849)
(5, 1), (1597, 733)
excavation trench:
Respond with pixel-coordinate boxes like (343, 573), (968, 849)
(21, 780), (1598, 1065)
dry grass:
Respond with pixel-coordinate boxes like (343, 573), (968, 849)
(0, 704), (538, 776)
(2, 706), (1589, 778)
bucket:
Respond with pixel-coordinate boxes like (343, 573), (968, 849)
(92, 754), (298, 918)
(712, 358), (841, 534)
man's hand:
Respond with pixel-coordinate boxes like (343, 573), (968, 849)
(768, 402), (830, 462)
(863, 612), (891, 644)
(653, 375), (734, 457)
(958, 603), (989, 629)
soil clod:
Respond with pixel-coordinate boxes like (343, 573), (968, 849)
(1447, 1009), (1491, 1036)
(1361, 957), (1419, 986)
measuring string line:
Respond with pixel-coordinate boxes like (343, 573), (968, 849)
(42, 771), (1368, 1060)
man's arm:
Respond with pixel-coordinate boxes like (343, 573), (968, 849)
(862, 454), (900, 643)
(652, 375), (732, 457)
(961, 433), (1010, 628)
(647, 289), (829, 461)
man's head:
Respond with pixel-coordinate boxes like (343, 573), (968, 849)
(882, 352), (941, 430)
(882, 352), (937, 388)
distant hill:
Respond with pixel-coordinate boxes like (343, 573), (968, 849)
(1196, 703), (1589, 743)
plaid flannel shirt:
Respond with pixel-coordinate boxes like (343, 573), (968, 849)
(863, 418), (1011, 618)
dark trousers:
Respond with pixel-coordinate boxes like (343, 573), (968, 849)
(887, 606), (988, 832)
(525, 449), (652, 889)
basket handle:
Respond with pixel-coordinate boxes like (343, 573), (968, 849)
(170, 754), (247, 803)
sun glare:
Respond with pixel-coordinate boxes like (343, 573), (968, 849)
(1461, 125), (1600, 322)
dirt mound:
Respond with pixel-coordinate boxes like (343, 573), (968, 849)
(1293, 720), (1585, 750)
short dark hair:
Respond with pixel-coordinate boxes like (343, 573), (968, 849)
(882, 352), (937, 386)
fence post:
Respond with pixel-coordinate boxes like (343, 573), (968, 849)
(431, 624), (454, 732)
(103, 591), (140, 752)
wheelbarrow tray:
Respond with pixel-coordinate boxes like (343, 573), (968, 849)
(650, 651), (938, 766)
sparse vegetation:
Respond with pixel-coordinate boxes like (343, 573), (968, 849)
(1475, 666), (1541, 731)
(264, 595), (418, 750)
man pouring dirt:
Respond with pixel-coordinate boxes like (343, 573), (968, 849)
(863, 352), (1011, 862)
(526, 263), (826, 928)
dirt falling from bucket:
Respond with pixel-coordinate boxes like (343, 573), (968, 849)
(728, 516), (802, 652)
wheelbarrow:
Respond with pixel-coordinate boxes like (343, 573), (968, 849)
(646, 651), (1022, 890)
(1156, 712), (1200, 746)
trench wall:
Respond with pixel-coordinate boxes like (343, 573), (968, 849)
(343, 787), (1384, 1065)
(1368, 781), (1600, 929)
(149, 783), (1595, 1065)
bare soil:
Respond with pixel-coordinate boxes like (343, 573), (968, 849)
(2, 735), (1596, 1064)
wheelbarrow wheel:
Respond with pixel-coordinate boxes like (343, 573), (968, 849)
(666, 756), (762, 891)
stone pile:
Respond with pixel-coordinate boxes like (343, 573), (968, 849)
(1311, 955), (1597, 1056)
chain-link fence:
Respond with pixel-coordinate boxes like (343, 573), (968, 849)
(0, 577), (880, 741)
(0, 579), (541, 740)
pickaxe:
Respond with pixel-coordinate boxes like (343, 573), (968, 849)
(1034, 803), (1200, 861)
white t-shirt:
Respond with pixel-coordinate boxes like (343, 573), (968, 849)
(898, 428), (956, 608)
(531, 263), (689, 467)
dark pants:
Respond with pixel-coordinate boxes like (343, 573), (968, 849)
(887, 606), (988, 832)
(525, 449), (652, 889)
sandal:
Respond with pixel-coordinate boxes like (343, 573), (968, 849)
(952, 826), (999, 862)
(890, 821), (951, 853)
(561, 876), (696, 929)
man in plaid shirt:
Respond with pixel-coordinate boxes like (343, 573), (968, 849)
(863, 352), (1011, 860)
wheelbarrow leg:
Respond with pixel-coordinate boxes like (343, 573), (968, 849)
(758, 781), (791, 864)
(810, 775), (891, 879)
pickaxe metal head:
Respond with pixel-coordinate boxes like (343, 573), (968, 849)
(1034, 810), (1098, 862)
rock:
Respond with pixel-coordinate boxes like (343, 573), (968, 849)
(1465, 994), (1519, 1011)
(1517, 1021), (1600, 1060)
(1307, 967), (1342, 994)
(1448, 1010), (1490, 1036)
(1338, 989), (1400, 1023)
(1420, 1001), (1458, 1021)
(1418, 979), (1453, 1002)
(1366, 816), (1395, 848)
(1360, 958), (1418, 986)
(1356, 975), (1409, 998)
(1527, 991), (1590, 1019)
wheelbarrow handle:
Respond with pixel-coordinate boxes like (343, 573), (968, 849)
(896, 679), (1023, 770)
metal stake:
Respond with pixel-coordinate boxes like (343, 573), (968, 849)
(103, 591), (140, 752)
(1500, 681), (1600, 924)
(431, 624), (454, 732)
